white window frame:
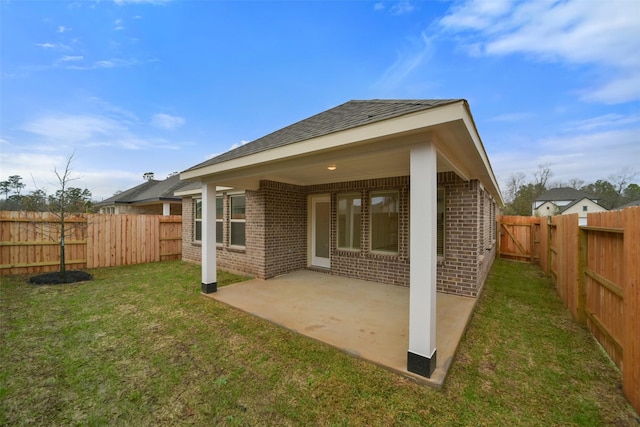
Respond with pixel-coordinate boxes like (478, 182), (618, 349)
(369, 190), (399, 255)
(194, 198), (202, 242)
(337, 193), (361, 251)
(229, 193), (246, 247)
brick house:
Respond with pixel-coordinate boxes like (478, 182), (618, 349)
(96, 173), (190, 215)
(179, 99), (504, 378)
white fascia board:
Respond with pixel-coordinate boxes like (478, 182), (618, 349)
(180, 102), (466, 181)
(460, 103), (505, 206)
(174, 186), (232, 197)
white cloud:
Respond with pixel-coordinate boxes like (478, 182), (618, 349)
(59, 55), (84, 62)
(487, 112), (535, 123)
(19, 113), (172, 151)
(151, 113), (185, 130)
(114, 19), (125, 31)
(374, 2), (384, 12)
(374, 31), (433, 90)
(36, 42), (70, 50)
(439, 0), (640, 104)
(390, 1), (416, 15)
(113, 0), (171, 4)
(491, 126), (640, 186)
(58, 26), (70, 33)
(230, 140), (249, 150)
(564, 114), (640, 132)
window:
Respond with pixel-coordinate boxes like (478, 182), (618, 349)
(194, 198), (202, 242)
(230, 195), (246, 246)
(216, 196), (223, 244)
(582, 205), (588, 212)
(437, 188), (445, 256)
(370, 191), (399, 254)
(337, 194), (361, 250)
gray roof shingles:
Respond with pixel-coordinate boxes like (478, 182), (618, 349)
(535, 187), (591, 202)
(96, 174), (190, 205)
(184, 99), (462, 172)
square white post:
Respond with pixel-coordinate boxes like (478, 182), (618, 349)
(408, 142), (437, 377)
(201, 183), (217, 293)
(162, 202), (171, 216)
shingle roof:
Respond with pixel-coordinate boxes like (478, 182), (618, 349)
(535, 187), (591, 202)
(184, 99), (462, 172)
(96, 174), (191, 205)
(616, 199), (640, 209)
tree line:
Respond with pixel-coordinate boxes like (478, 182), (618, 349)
(503, 165), (640, 216)
(0, 174), (95, 213)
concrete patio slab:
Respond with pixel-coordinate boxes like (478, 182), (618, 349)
(202, 270), (477, 388)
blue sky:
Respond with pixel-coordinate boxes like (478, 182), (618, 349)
(1, 0), (639, 201)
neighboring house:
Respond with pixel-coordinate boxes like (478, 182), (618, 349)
(533, 187), (607, 226)
(179, 99), (504, 379)
(615, 199), (640, 210)
(96, 173), (191, 215)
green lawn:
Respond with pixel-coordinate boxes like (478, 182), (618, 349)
(1, 259), (637, 426)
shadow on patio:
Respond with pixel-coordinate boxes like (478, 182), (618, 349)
(202, 270), (476, 389)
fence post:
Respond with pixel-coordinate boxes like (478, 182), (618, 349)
(496, 217), (501, 258)
(623, 207), (640, 414)
(577, 227), (587, 324)
(547, 218), (552, 276)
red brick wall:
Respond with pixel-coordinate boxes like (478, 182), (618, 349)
(181, 173), (500, 297)
(307, 177), (410, 286)
(260, 181), (307, 278)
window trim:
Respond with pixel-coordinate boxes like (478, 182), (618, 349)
(369, 190), (399, 255)
(337, 193), (362, 251)
(194, 198), (202, 242)
(229, 194), (246, 248)
(216, 196), (223, 245)
(437, 187), (445, 257)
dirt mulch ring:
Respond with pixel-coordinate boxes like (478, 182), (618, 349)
(29, 270), (93, 285)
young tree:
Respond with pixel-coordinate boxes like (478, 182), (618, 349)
(28, 152), (92, 277)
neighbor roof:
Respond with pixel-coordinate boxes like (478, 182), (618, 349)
(184, 99), (461, 172)
(535, 187), (592, 202)
(96, 174), (190, 206)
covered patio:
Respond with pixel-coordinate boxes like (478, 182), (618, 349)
(202, 270), (477, 388)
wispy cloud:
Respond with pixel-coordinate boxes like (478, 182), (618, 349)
(492, 126), (640, 185)
(59, 55), (84, 62)
(374, 31), (433, 90)
(487, 112), (535, 123)
(36, 42), (70, 50)
(373, 1), (416, 15)
(151, 113), (185, 130)
(439, 0), (640, 104)
(114, 19), (125, 31)
(58, 26), (71, 33)
(390, 1), (416, 15)
(20, 113), (179, 152)
(113, 0), (171, 4)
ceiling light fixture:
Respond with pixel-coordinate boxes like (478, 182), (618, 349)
(327, 165), (337, 171)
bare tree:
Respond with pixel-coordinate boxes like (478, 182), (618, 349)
(504, 172), (526, 204)
(567, 178), (585, 189)
(29, 152), (90, 277)
(533, 163), (553, 191)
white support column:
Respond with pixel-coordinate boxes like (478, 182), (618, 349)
(408, 142), (438, 377)
(162, 202), (171, 216)
(201, 183), (217, 293)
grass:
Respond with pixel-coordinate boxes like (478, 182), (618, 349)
(1, 259), (637, 426)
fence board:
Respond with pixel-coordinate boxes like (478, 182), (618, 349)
(529, 207), (639, 414)
(623, 207), (640, 413)
(1, 212), (182, 275)
(497, 216), (541, 263)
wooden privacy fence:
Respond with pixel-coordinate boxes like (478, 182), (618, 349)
(499, 208), (640, 414)
(496, 215), (542, 263)
(0, 211), (182, 275)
